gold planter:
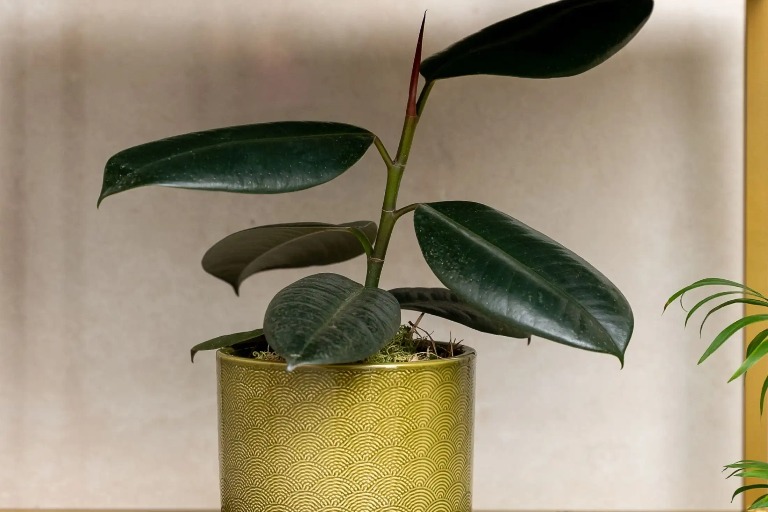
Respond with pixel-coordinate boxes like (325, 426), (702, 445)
(217, 346), (476, 512)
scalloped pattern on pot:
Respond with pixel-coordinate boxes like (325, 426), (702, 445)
(217, 349), (475, 512)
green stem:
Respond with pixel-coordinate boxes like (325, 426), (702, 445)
(373, 136), (393, 166)
(344, 227), (374, 258)
(365, 113), (421, 288)
(416, 81), (435, 117)
(393, 203), (419, 220)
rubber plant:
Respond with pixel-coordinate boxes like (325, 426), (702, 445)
(666, 279), (768, 510)
(99, 0), (653, 370)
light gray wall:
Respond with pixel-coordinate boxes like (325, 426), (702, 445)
(0, 0), (744, 509)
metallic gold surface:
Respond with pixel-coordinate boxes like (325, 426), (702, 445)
(217, 347), (476, 512)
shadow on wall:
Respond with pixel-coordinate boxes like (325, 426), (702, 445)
(0, 7), (91, 500)
(0, 2), (735, 507)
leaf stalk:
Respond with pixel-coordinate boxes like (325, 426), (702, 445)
(393, 203), (419, 220)
(373, 137), (393, 166)
(416, 81), (435, 117)
(345, 227), (374, 258)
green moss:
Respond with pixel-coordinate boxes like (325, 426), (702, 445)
(251, 350), (284, 362)
(362, 324), (440, 364)
(251, 324), (453, 364)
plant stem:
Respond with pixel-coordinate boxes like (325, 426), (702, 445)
(416, 81), (435, 117)
(344, 227), (374, 258)
(393, 203), (419, 220)
(373, 136), (393, 166)
(365, 17), (434, 289)
(365, 113), (420, 288)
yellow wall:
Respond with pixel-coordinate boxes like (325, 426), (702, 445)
(746, 0), (768, 507)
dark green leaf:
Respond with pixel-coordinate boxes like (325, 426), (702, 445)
(762, 376), (768, 416)
(414, 201), (632, 362)
(99, 122), (374, 205)
(733, 485), (768, 502)
(699, 298), (768, 335)
(730, 333), (768, 382)
(747, 330), (768, 358)
(664, 278), (767, 312)
(698, 315), (768, 364)
(389, 287), (530, 339)
(684, 291), (759, 327)
(420, 0), (653, 81)
(264, 273), (401, 369)
(202, 221), (377, 294)
(190, 328), (264, 362)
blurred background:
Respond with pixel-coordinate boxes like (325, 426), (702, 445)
(0, 0), (745, 510)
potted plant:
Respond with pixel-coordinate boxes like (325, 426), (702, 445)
(99, 0), (653, 510)
(667, 278), (768, 510)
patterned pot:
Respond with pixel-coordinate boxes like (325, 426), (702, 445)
(217, 346), (476, 512)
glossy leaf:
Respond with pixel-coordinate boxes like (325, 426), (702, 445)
(264, 273), (401, 369)
(390, 287), (530, 339)
(99, 122), (374, 205)
(420, 0), (653, 81)
(202, 221), (377, 294)
(414, 201), (632, 362)
(190, 328), (264, 362)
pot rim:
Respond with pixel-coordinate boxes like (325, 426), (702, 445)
(217, 344), (476, 370)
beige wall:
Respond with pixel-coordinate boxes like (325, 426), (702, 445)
(0, 0), (745, 510)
